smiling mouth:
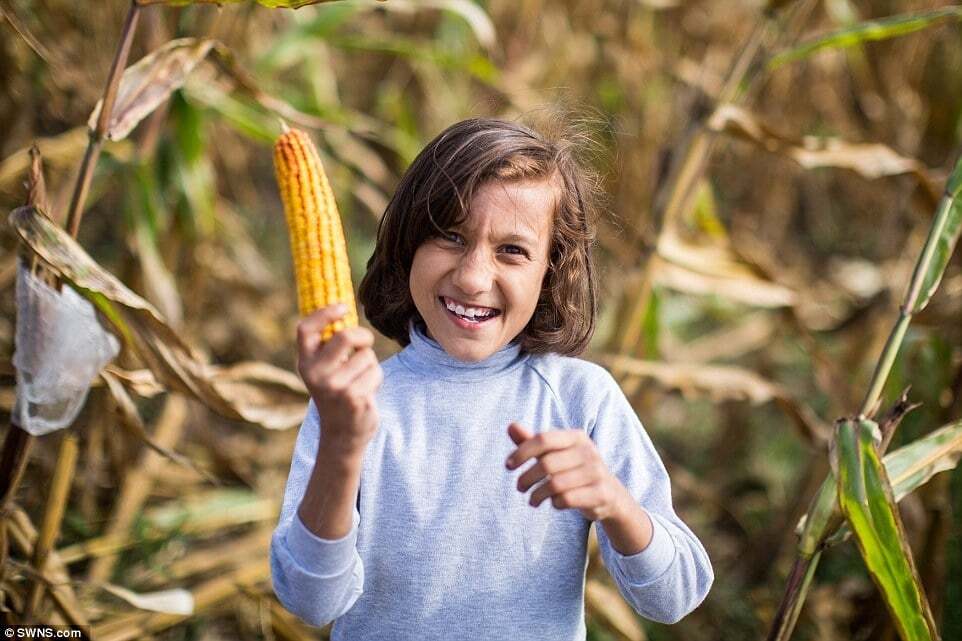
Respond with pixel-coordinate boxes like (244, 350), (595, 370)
(438, 296), (502, 324)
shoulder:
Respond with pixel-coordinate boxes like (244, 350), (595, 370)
(526, 351), (618, 391)
(525, 352), (622, 423)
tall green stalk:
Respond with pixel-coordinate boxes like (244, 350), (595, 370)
(766, 154), (962, 641)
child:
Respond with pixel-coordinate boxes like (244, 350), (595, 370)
(270, 117), (713, 640)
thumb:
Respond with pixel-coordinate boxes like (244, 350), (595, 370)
(507, 421), (533, 445)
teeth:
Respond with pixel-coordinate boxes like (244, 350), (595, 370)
(444, 297), (495, 319)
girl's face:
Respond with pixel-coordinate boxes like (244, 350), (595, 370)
(409, 178), (555, 363)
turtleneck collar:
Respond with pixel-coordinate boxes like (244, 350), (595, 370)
(397, 318), (528, 382)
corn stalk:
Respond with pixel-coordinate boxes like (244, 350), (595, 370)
(766, 152), (962, 641)
(1, 0), (143, 619)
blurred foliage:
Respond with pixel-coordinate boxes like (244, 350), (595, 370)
(1, 0), (961, 640)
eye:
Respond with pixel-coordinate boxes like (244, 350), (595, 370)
(440, 231), (463, 244)
(502, 245), (530, 258)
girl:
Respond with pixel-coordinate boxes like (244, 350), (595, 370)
(270, 117), (713, 640)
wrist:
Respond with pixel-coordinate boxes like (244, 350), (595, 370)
(600, 477), (635, 524)
(316, 438), (367, 469)
(598, 481), (655, 556)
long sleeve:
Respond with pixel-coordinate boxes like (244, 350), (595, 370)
(269, 398), (365, 628)
(589, 375), (713, 624)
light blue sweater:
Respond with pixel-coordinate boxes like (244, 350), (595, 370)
(270, 319), (713, 640)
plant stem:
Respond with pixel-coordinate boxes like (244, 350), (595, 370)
(767, 551), (821, 641)
(766, 153), (962, 641)
(859, 314), (911, 416)
(64, 1), (141, 238)
(10, 0), (142, 620)
(0, 426), (33, 573)
(0, 149), (46, 587)
(860, 187), (959, 415)
(23, 433), (78, 620)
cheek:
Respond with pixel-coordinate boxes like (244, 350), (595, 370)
(409, 248), (452, 301)
(408, 260), (429, 304)
(506, 271), (548, 310)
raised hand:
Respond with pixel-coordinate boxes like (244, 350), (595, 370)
(505, 422), (627, 521)
(296, 303), (383, 457)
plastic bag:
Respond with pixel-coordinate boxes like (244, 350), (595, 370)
(13, 259), (121, 436)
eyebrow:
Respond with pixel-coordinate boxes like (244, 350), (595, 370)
(451, 226), (537, 246)
(498, 233), (537, 246)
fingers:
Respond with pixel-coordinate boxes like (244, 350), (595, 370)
(297, 325), (374, 380)
(545, 486), (610, 516)
(302, 346), (379, 397)
(528, 467), (598, 507)
(506, 429), (586, 470)
(325, 347), (378, 390)
(350, 357), (385, 398)
(318, 327), (375, 368)
(507, 422), (533, 445)
(296, 304), (350, 354)
(506, 427), (620, 518)
(516, 447), (584, 492)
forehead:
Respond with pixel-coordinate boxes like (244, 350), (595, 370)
(458, 179), (557, 242)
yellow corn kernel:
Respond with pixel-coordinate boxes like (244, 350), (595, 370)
(273, 127), (358, 342)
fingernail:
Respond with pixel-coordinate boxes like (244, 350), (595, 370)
(505, 456), (515, 469)
(336, 303), (347, 314)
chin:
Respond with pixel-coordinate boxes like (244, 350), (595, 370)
(447, 344), (485, 362)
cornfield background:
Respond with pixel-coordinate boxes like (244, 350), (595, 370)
(1, 1), (960, 640)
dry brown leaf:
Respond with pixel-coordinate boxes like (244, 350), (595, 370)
(653, 259), (798, 308)
(99, 371), (208, 479)
(88, 38), (217, 141)
(666, 312), (776, 362)
(599, 353), (786, 404)
(101, 584), (194, 616)
(58, 489), (278, 566)
(0, 128), (133, 195)
(91, 560), (270, 641)
(592, 352), (830, 444)
(135, 226), (184, 328)
(101, 366), (166, 397)
(10, 205), (308, 431)
(654, 232), (798, 307)
(6, 508), (89, 627)
(707, 103), (940, 203)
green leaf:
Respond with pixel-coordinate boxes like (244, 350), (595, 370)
(885, 419), (962, 502)
(821, 418), (962, 548)
(908, 154), (962, 313)
(255, 3), (363, 72)
(182, 81), (279, 143)
(327, 34), (499, 84)
(170, 93), (216, 237)
(127, 161), (167, 240)
(834, 418), (940, 641)
(641, 287), (660, 359)
(796, 468), (842, 556)
(769, 7), (962, 69)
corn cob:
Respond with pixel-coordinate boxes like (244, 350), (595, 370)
(273, 126), (358, 342)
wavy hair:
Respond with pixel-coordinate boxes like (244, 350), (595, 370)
(358, 116), (600, 356)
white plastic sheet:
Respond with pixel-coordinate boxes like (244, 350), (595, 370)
(13, 259), (120, 436)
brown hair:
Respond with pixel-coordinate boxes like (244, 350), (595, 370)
(357, 116), (600, 356)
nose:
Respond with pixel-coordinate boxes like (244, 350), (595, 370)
(451, 248), (494, 297)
